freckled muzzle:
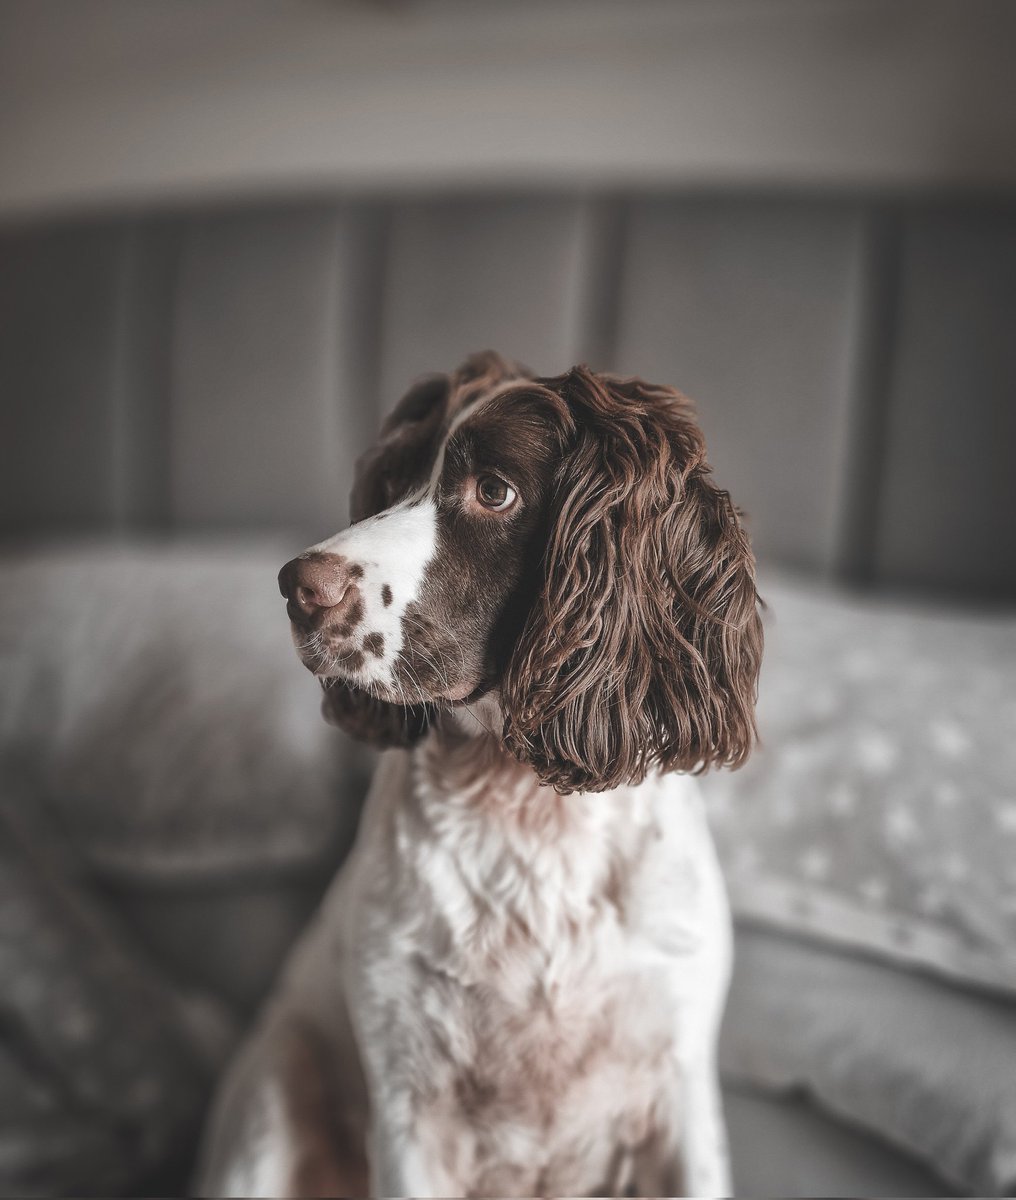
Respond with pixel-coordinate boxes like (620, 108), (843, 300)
(278, 501), (439, 692)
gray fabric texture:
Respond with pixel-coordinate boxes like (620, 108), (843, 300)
(0, 808), (233, 1197)
(0, 542), (362, 884)
(706, 571), (1016, 995)
(723, 1084), (950, 1198)
(721, 924), (1016, 1196)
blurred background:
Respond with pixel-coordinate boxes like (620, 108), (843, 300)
(1, 1), (1014, 1195)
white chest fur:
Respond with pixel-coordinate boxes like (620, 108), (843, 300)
(313, 733), (732, 1196)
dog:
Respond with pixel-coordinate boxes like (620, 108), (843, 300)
(195, 352), (763, 1197)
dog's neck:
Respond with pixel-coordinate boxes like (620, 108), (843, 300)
(393, 699), (659, 979)
(444, 691), (505, 743)
(419, 699), (551, 820)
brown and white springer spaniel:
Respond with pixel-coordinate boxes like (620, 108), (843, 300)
(196, 352), (763, 1198)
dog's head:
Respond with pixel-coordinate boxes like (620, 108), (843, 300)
(279, 351), (763, 793)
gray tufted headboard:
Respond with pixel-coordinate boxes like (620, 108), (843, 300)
(2, 192), (1014, 599)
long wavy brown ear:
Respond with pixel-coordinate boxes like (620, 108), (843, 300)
(501, 366), (763, 794)
(350, 373), (450, 521)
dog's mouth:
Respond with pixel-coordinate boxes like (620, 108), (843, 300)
(319, 676), (490, 717)
(291, 623), (363, 679)
(311, 651), (492, 710)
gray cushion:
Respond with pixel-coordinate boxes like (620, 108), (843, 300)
(723, 1084), (950, 1198)
(0, 808), (232, 1196)
(0, 542), (364, 885)
(721, 925), (1016, 1196)
(706, 571), (1016, 995)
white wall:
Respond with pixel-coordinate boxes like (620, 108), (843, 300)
(2, 0), (1015, 219)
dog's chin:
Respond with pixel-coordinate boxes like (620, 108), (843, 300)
(298, 653), (360, 680)
(315, 668), (490, 710)
(291, 624), (358, 674)
(312, 664), (426, 707)
(292, 623), (490, 706)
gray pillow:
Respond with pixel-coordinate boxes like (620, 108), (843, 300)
(0, 807), (233, 1196)
(721, 925), (1016, 1196)
(705, 572), (1016, 996)
(0, 542), (364, 884)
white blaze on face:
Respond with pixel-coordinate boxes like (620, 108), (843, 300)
(308, 496), (438, 689)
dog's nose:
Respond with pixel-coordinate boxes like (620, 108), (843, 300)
(278, 554), (353, 618)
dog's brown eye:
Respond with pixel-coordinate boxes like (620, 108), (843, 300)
(475, 474), (517, 512)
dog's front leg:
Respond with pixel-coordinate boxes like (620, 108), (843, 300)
(667, 817), (734, 1197)
(195, 1013), (367, 1198)
(368, 1092), (453, 1198)
(633, 1053), (730, 1199)
(370, 1126), (434, 1198)
(679, 1052), (732, 1198)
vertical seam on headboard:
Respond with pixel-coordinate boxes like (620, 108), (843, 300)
(108, 217), (181, 536)
(832, 203), (903, 587)
(346, 200), (391, 459)
(107, 221), (137, 536)
(569, 193), (628, 373)
(318, 198), (391, 535)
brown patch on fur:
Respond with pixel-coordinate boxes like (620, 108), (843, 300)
(380, 386), (571, 707)
(454, 1069), (499, 1118)
(351, 378), (448, 520)
(445, 981), (675, 1195)
(335, 596), (364, 638)
(363, 632), (385, 658)
(341, 649), (365, 673)
(275, 1020), (369, 1198)
(381, 584), (393, 607)
(445, 349), (532, 418)
(603, 860), (626, 915)
(349, 353), (529, 524)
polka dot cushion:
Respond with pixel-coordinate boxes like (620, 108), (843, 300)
(705, 572), (1016, 996)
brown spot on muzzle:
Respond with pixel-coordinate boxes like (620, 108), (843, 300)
(340, 649), (365, 672)
(335, 597), (364, 638)
(381, 584), (393, 607)
(363, 632), (385, 658)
